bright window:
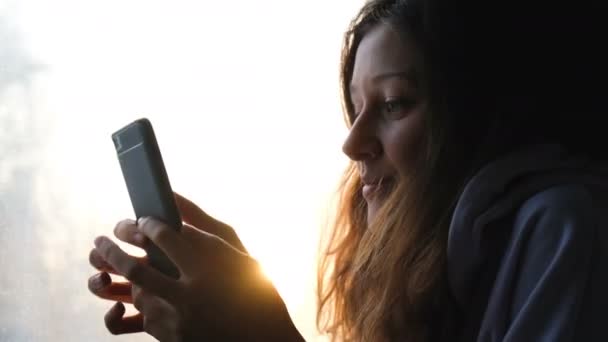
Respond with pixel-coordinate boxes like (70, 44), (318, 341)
(0, 1), (362, 340)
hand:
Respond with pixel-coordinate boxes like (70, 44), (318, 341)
(88, 193), (303, 341)
(88, 192), (248, 336)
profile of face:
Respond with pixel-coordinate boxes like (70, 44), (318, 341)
(342, 23), (427, 224)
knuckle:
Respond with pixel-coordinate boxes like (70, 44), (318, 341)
(210, 219), (233, 235)
(123, 259), (143, 281)
(224, 224), (237, 238)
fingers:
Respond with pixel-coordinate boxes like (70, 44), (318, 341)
(132, 285), (170, 319)
(132, 285), (179, 341)
(88, 272), (134, 303)
(104, 302), (144, 335)
(174, 192), (216, 229)
(89, 249), (118, 274)
(136, 217), (195, 274)
(179, 223), (246, 257)
(90, 219), (149, 276)
(94, 236), (179, 302)
(90, 249), (146, 275)
(174, 192), (247, 253)
(114, 219), (149, 248)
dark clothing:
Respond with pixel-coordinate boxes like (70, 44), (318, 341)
(448, 144), (608, 341)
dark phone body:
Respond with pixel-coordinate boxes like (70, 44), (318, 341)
(112, 118), (181, 279)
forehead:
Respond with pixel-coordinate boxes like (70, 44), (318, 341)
(350, 23), (418, 87)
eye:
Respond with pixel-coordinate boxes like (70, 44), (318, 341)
(382, 97), (417, 119)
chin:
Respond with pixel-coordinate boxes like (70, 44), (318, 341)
(366, 200), (382, 226)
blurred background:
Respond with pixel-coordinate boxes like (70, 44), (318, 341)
(0, 0), (362, 340)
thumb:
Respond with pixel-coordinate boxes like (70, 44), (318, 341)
(173, 192), (247, 253)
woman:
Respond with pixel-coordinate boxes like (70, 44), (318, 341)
(88, 0), (608, 341)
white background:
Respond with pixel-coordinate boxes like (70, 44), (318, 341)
(0, 1), (362, 340)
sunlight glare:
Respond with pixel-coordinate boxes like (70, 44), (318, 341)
(6, 0), (363, 340)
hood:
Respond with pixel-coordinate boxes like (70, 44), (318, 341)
(447, 143), (608, 307)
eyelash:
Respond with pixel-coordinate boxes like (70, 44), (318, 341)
(382, 97), (416, 118)
(352, 97), (417, 122)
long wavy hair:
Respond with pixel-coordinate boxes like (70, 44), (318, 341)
(317, 1), (463, 341)
(317, 0), (608, 341)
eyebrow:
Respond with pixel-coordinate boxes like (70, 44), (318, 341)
(349, 70), (417, 95)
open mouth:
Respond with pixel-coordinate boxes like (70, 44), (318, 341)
(362, 177), (395, 201)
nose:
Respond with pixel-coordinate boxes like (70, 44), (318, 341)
(342, 113), (382, 161)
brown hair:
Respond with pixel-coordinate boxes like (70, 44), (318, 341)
(317, 1), (462, 341)
(317, 0), (608, 341)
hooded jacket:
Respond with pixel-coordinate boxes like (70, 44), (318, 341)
(448, 143), (608, 341)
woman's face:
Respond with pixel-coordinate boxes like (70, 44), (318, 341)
(342, 23), (427, 224)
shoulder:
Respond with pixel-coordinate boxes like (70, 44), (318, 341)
(513, 184), (597, 239)
(500, 184), (599, 288)
(520, 183), (593, 212)
(477, 184), (606, 341)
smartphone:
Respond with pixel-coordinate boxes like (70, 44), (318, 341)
(112, 118), (181, 279)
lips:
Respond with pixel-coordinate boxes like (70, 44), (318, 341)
(361, 177), (395, 201)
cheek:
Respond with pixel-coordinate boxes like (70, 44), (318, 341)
(383, 111), (425, 173)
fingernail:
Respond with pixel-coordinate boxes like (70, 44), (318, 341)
(137, 216), (149, 226)
(91, 273), (108, 290)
